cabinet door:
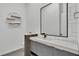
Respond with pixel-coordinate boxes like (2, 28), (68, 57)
(36, 43), (52, 56)
(31, 41), (38, 54)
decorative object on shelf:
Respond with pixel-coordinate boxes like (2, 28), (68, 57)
(6, 12), (22, 24)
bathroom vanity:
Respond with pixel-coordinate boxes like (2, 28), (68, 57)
(30, 36), (78, 56)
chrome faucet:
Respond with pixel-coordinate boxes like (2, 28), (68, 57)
(41, 33), (47, 38)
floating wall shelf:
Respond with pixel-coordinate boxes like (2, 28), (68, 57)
(11, 15), (21, 19)
(7, 21), (21, 24)
(7, 18), (15, 20)
(6, 12), (22, 24)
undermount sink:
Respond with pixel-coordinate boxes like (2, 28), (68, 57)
(32, 35), (53, 41)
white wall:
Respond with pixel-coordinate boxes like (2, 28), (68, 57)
(0, 3), (27, 55)
(26, 3), (46, 33)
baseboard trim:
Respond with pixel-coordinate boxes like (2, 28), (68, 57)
(1, 46), (24, 56)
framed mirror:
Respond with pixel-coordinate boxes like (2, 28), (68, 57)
(40, 3), (68, 37)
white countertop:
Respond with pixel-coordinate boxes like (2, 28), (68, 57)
(30, 36), (79, 55)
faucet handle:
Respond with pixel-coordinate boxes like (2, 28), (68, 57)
(41, 33), (45, 35)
